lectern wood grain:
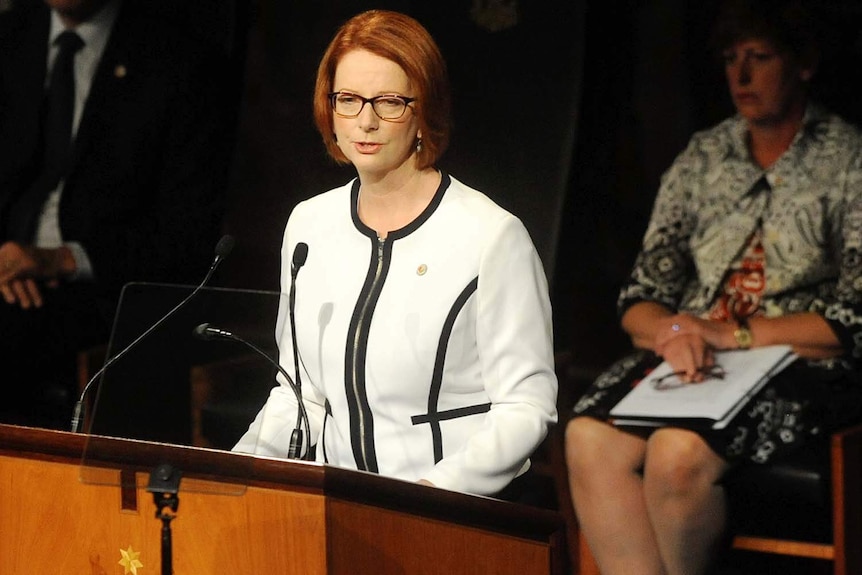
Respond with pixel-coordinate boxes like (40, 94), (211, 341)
(0, 424), (563, 575)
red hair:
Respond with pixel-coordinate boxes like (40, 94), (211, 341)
(313, 10), (451, 170)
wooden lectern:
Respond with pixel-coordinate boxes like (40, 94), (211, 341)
(0, 424), (565, 574)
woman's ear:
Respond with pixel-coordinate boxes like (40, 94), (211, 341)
(798, 45), (820, 83)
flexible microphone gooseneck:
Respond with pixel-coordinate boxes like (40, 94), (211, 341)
(192, 323), (311, 460)
(287, 242), (309, 455)
(69, 235), (236, 433)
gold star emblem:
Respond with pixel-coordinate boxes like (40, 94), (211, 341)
(118, 545), (144, 575)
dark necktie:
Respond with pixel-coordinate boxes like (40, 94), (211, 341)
(6, 30), (84, 242)
(43, 30), (85, 183)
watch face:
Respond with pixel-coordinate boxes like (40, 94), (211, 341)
(735, 328), (753, 348)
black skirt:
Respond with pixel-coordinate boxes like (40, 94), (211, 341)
(571, 350), (862, 464)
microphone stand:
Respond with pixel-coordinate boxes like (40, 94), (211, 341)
(147, 463), (182, 575)
(70, 235), (235, 433)
(193, 323), (311, 460)
(72, 237), (233, 574)
(288, 243), (307, 458)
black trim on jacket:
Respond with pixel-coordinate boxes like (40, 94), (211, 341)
(411, 277), (482, 463)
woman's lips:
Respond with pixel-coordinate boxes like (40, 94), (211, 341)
(354, 141), (382, 153)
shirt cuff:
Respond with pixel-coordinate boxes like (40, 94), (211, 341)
(65, 241), (94, 281)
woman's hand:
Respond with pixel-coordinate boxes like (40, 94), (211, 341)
(657, 332), (716, 382)
(654, 313), (736, 354)
(652, 313), (744, 382)
(621, 304), (735, 378)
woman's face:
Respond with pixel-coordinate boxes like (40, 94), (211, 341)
(723, 38), (811, 126)
(332, 50), (420, 179)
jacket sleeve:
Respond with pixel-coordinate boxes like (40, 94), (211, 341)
(618, 138), (701, 317)
(821, 146), (862, 360)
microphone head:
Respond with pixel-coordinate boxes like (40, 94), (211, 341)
(215, 235), (236, 259)
(292, 242), (309, 268)
(193, 323), (214, 340)
(193, 322), (233, 341)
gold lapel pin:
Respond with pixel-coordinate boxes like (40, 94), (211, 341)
(114, 64), (127, 78)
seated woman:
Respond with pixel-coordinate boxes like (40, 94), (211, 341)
(565, 1), (862, 574)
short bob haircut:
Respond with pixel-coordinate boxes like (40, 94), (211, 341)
(711, 0), (821, 65)
(313, 10), (451, 170)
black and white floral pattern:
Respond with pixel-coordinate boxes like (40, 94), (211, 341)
(620, 104), (862, 359)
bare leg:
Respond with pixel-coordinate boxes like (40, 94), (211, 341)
(565, 417), (666, 575)
(642, 428), (729, 575)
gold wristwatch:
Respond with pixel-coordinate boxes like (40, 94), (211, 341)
(733, 318), (753, 349)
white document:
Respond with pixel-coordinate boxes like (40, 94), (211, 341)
(609, 345), (797, 429)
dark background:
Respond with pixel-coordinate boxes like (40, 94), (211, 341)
(41, 0), (859, 378)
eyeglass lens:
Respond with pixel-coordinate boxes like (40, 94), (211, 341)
(331, 92), (410, 120)
(654, 365), (725, 389)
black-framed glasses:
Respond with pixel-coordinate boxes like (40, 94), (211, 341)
(652, 365), (726, 391)
(328, 91), (416, 120)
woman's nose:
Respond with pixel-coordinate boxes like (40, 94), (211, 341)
(737, 58), (752, 85)
(357, 102), (379, 130)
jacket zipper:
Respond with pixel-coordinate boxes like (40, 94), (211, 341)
(350, 236), (385, 469)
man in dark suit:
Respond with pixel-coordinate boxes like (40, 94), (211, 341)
(0, 0), (234, 427)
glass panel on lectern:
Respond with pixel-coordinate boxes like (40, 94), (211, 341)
(80, 282), (284, 495)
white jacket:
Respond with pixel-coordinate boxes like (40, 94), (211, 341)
(235, 173), (557, 496)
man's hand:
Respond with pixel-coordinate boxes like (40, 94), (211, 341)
(0, 242), (75, 308)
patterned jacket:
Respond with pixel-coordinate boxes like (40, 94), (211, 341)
(619, 105), (862, 360)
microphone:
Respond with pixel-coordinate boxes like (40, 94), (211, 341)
(69, 235), (236, 433)
(192, 322), (311, 460)
(291, 242), (308, 276)
(287, 243), (308, 453)
(212, 235), (235, 269)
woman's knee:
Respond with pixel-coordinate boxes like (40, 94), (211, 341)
(565, 416), (644, 475)
(566, 417), (608, 462)
(643, 428), (726, 495)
